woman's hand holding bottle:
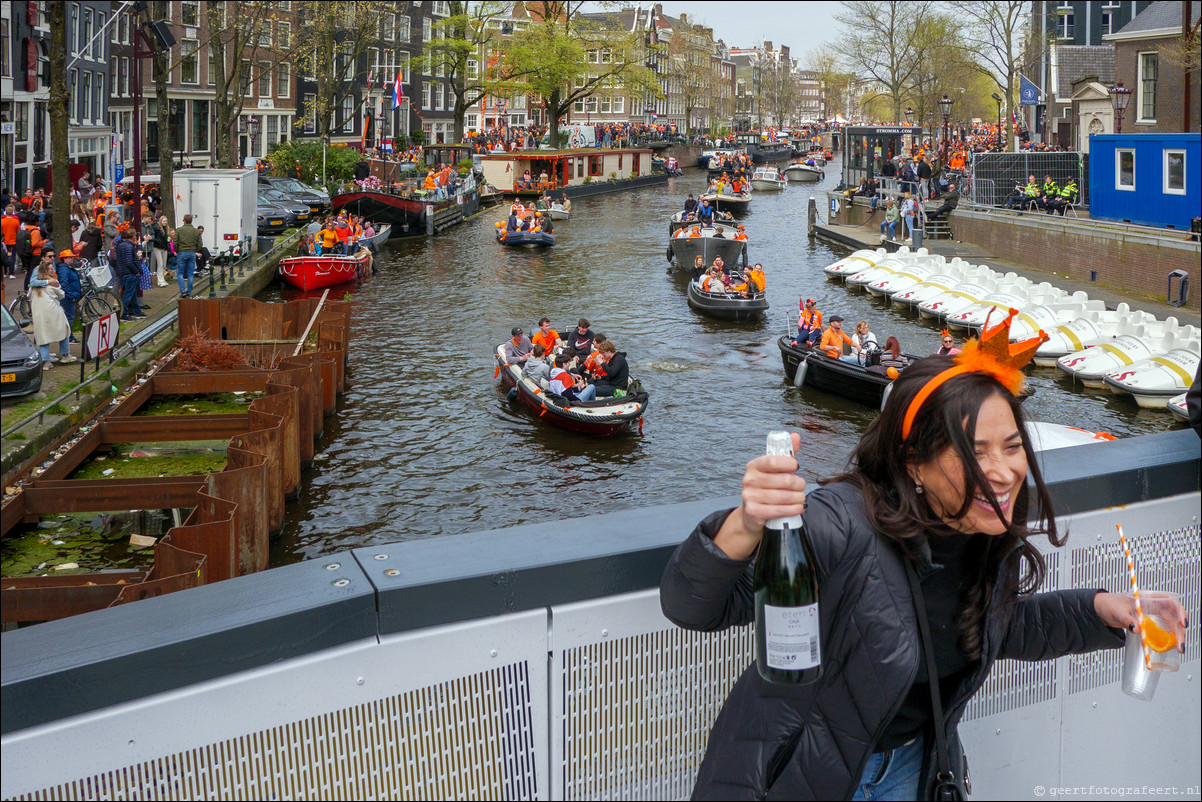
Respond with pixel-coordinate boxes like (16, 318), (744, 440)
(713, 432), (807, 561)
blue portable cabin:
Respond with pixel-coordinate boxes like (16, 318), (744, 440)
(1088, 133), (1200, 230)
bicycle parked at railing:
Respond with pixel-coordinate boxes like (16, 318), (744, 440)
(7, 258), (121, 328)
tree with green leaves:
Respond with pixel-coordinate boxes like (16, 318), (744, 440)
(508, 2), (655, 149)
(426, 1), (533, 143)
(960, 0), (1031, 151)
(663, 17), (714, 134)
(832, 0), (931, 123)
(293, 1), (395, 145)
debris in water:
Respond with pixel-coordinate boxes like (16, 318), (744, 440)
(129, 534), (157, 548)
(102, 468), (115, 475)
(53, 563), (80, 571)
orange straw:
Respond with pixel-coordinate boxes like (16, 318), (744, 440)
(1117, 524), (1150, 668)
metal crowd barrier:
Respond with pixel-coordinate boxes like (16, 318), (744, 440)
(2, 431), (1199, 801)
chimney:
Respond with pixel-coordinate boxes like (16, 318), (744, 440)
(679, 12), (687, 23)
(764, 40), (773, 51)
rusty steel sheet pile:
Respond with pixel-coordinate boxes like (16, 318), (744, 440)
(1, 297), (351, 624)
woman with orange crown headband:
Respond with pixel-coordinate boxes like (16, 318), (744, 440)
(660, 309), (1187, 801)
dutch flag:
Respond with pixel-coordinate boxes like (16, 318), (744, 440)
(393, 69), (404, 110)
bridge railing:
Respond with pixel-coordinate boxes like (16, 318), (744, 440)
(2, 430), (1199, 801)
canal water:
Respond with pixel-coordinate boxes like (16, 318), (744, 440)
(266, 169), (1180, 565)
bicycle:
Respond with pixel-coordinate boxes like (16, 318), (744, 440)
(7, 259), (120, 328)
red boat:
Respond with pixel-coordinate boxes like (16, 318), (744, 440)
(277, 250), (372, 291)
(494, 345), (649, 436)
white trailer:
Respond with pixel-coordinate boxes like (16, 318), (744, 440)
(172, 169), (257, 257)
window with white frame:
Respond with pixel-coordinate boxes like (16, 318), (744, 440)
(110, 56), (118, 92)
(587, 49), (598, 63)
(267, 115), (278, 146)
(612, 96), (624, 114)
(574, 98), (585, 113)
(278, 0), (291, 9)
(600, 97), (611, 113)
(1163, 150), (1185, 195)
(466, 113), (478, 130)
(1138, 52), (1157, 122)
(423, 17), (430, 41)
(83, 8), (94, 60)
(96, 12), (106, 59)
(123, 56), (131, 94)
(382, 14), (394, 40)
(601, 49), (612, 64)
(69, 67), (78, 120)
(467, 57), (478, 79)
(1100, 0), (1120, 35)
(341, 95), (354, 132)
(1056, 2), (1073, 40)
(1115, 148), (1135, 190)
(277, 21), (290, 49)
(181, 39), (199, 84)
(81, 71), (92, 123)
(422, 81), (431, 110)
(586, 96), (597, 114)
(259, 61), (272, 96)
(398, 15), (410, 40)
(435, 82), (444, 110)
(94, 74), (103, 121)
(278, 62), (290, 97)
(182, 0), (199, 27)
(434, 2), (449, 16)
(260, 22), (273, 47)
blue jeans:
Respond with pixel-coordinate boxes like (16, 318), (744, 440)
(851, 736), (924, 801)
(122, 273), (142, 316)
(904, 214), (917, 236)
(575, 384), (597, 403)
(797, 328), (821, 346)
(176, 250), (197, 295)
(60, 298), (77, 327)
(880, 220), (897, 238)
(39, 337), (70, 361)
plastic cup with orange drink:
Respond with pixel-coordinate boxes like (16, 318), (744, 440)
(1121, 591), (1183, 701)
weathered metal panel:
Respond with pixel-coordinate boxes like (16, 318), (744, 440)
(0, 573), (144, 623)
(210, 451), (271, 576)
(158, 493), (233, 583)
(21, 478), (207, 514)
(100, 413), (249, 443)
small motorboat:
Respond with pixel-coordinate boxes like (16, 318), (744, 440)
(750, 167), (787, 192)
(777, 337), (912, 409)
(784, 162), (824, 182)
(277, 248), (373, 291)
(1102, 344), (1201, 409)
(668, 209), (736, 237)
(496, 227), (555, 247)
(686, 278), (768, 322)
(359, 224), (392, 251)
(669, 223), (747, 268)
(701, 191), (751, 214)
(494, 345), (649, 436)
(1167, 392), (1190, 423)
(547, 200), (571, 220)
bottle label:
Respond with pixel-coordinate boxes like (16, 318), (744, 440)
(763, 603), (821, 670)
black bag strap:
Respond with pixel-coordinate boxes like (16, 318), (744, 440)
(904, 557), (963, 801)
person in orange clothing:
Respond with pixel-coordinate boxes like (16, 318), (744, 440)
(1, 205), (20, 278)
(531, 317), (562, 354)
(820, 315), (860, 361)
(795, 297), (823, 347)
(732, 263), (766, 297)
(318, 219), (339, 255)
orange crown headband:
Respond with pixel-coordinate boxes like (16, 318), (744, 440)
(901, 308), (1049, 441)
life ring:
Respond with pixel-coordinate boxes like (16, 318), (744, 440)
(792, 359), (808, 388)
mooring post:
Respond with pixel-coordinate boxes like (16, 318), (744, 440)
(808, 196), (817, 237)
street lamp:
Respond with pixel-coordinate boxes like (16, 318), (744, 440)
(904, 107), (915, 125)
(247, 115), (260, 166)
(991, 92), (1004, 152)
(1110, 81), (1132, 133)
(937, 94), (953, 164)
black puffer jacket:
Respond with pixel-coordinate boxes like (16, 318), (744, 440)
(660, 481), (1123, 800)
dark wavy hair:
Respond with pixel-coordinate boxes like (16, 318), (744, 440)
(831, 355), (1060, 659)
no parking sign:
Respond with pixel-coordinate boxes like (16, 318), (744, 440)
(84, 313), (120, 361)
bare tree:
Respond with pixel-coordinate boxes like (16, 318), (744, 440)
(960, 0), (1029, 150)
(663, 17), (713, 134)
(758, 57), (801, 128)
(48, 2), (70, 245)
(832, 0), (930, 123)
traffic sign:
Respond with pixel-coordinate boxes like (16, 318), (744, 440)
(84, 313), (120, 360)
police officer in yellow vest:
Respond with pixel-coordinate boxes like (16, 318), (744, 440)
(1046, 178), (1078, 216)
(1007, 174), (1040, 210)
(1037, 174), (1060, 211)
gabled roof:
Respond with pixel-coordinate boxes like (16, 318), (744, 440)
(1107, 0), (1199, 39)
(1056, 45), (1115, 97)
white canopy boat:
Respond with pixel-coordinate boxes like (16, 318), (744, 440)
(917, 277), (1011, 321)
(823, 248), (889, 280)
(750, 167), (787, 191)
(700, 190), (751, 213)
(1167, 392), (1190, 422)
(668, 223), (748, 268)
(1103, 343), (1201, 409)
(1032, 304), (1145, 366)
(1055, 325), (1194, 388)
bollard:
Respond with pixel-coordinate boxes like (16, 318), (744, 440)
(219, 248), (229, 290)
(207, 250), (219, 298)
(808, 197), (817, 237)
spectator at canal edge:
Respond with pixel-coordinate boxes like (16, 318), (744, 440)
(31, 262), (76, 367)
(55, 249), (83, 338)
(111, 231), (144, 319)
(926, 183), (959, 222)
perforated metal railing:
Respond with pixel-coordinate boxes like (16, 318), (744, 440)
(2, 494), (1198, 801)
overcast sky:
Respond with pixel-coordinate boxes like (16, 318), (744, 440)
(631, 1), (847, 61)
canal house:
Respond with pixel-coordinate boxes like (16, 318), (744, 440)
(480, 147), (656, 196)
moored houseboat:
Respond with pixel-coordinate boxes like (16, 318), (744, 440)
(478, 148), (666, 198)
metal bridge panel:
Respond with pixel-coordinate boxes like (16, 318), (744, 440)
(2, 611), (549, 801)
(550, 589), (754, 801)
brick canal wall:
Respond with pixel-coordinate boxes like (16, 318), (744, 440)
(949, 209), (1199, 310)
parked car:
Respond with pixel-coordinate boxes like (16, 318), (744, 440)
(260, 177), (330, 214)
(258, 188), (311, 227)
(1, 304), (43, 399)
(256, 197), (291, 234)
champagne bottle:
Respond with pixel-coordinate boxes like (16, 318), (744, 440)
(753, 431), (823, 684)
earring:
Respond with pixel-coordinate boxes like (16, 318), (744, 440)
(915, 482), (924, 495)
